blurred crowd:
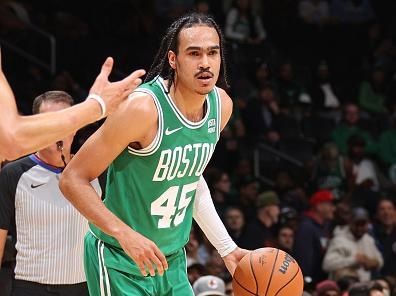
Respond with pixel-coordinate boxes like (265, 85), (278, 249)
(1, 0), (396, 295)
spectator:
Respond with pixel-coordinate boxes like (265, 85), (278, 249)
(187, 263), (207, 285)
(275, 170), (308, 212)
(299, 0), (330, 25)
(332, 202), (352, 235)
(193, 275), (226, 296)
(236, 175), (260, 219)
(279, 206), (299, 230)
(225, 0), (266, 46)
(330, 0), (375, 24)
(378, 116), (396, 182)
(358, 66), (388, 114)
(224, 206), (246, 246)
(347, 135), (379, 190)
(348, 281), (385, 296)
(294, 190), (336, 285)
(205, 251), (228, 279)
(206, 168), (233, 216)
(224, 0), (267, 68)
(323, 207), (383, 282)
(331, 103), (375, 155)
(276, 224), (295, 254)
(309, 61), (342, 112)
(275, 61), (311, 108)
(240, 191), (280, 249)
(315, 280), (341, 296)
(372, 198), (396, 278)
(309, 142), (347, 200)
(186, 228), (202, 266)
(241, 83), (281, 145)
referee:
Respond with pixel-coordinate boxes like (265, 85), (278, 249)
(0, 91), (101, 295)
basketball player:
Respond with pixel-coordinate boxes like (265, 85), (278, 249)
(0, 50), (145, 161)
(0, 91), (101, 295)
(60, 13), (247, 295)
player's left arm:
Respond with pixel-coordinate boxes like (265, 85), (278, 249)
(192, 88), (248, 276)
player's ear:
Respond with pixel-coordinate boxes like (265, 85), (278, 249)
(168, 50), (176, 70)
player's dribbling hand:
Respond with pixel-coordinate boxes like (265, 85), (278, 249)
(89, 57), (146, 117)
(116, 229), (168, 277)
(222, 247), (250, 275)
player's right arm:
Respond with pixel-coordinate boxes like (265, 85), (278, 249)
(0, 51), (145, 160)
(59, 93), (168, 276)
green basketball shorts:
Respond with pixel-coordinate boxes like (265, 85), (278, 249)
(84, 232), (194, 296)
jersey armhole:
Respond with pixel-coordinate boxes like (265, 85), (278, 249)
(127, 89), (164, 156)
(214, 87), (222, 141)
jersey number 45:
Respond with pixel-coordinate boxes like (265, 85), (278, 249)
(150, 181), (198, 229)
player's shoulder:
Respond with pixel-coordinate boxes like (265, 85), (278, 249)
(122, 91), (158, 119)
(215, 87), (233, 115)
(215, 87), (232, 106)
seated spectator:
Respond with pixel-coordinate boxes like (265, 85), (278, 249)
(241, 83), (281, 145)
(253, 62), (274, 93)
(223, 206), (246, 246)
(332, 202), (352, 235)
(331, 103), (375, 155)
(309, 61), (342, 112)
(275, 170), (308, 212)
(315, 280), (341, 296)
(193, 275), (226, 296)
(225, 0), (266, 46)
(309, 142), (347, 200)
(294, 190), (336, 285)
(205, 251), (228, 280)
(186, 228), (202, 266)
(348, 281), (385, 296)
(206, 168), (233, 216)
(235, 175), (260, 219)
(330, 0), (375, 24)
(378, 116), (396, 182)
(372, 198), (396, 278)
(275, 61), (311, 108)
(187, 263), (207, 285)
(275, 224), (295, 255)
(279, 207), (299, 231)
(346, 135), (380, 191)
(299, 0), (330, 25)
(240, 191), (280, 249)
(323, 207), (383, 282)
(358, 66), (388, 114)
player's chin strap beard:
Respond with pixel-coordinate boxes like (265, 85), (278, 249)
(56, 141), (67, 168)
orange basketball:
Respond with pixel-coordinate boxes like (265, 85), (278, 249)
(232, 248), (304, 296)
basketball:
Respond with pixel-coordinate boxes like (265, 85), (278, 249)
(232, 248), (304, 296)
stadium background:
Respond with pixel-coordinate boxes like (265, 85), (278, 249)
(1, 0), (396, 295)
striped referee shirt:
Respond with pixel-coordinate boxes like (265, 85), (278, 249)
(0, 155), (101, 285)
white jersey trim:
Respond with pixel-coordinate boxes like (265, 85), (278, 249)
(127, 89), (164, 156)
(214, 87), (221, 141)
(157, 77), (211, 129)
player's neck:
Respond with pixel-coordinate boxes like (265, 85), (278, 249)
(170, 82), (207, 122)
(36, 150), (71, 168)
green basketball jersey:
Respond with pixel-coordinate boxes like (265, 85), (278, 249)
(90, 76), (221, 256)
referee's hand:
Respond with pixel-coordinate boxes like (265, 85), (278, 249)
(117, 229), (168, 277)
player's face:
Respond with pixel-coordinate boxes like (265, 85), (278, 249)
(169, 25), (221, 96)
